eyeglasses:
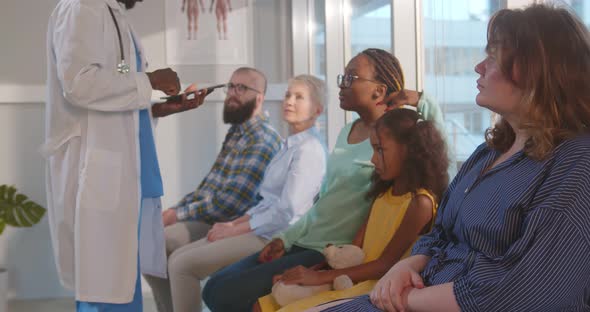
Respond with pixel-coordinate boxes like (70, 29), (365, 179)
(337, 74), (383, 89)
(223, 82), (261, 96)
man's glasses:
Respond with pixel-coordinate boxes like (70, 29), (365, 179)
(224, 83), (261, 96)
(337, 74), (383, 89)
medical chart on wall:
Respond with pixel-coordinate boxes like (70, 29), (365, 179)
(165, 0), (250, 65)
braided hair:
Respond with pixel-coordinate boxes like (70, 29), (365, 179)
(360, 48), (407, 101)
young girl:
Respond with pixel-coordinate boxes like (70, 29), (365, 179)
(257, 107), (449, 312)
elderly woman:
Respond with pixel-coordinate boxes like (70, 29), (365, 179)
(151, 74), (328, 312)
(313, 4), (590, 312)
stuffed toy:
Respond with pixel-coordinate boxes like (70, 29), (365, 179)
(271, 244), (365, 307)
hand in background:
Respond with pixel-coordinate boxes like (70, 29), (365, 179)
(207, 223), (235, 242)
(370, 260), (424, 312)
(258, 238), (285, 263)
(147, 68), (181, 95)
(151, 84), (209, 118)
(276, 265), (325, 286)
(207, 219), (251, 242)
(211, 221), (234, 229)
(162, 209), (178, 227)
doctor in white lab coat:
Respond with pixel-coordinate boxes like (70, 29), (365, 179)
(43, 0), (207, 308)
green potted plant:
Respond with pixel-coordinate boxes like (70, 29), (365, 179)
(0, 185), (46, 312)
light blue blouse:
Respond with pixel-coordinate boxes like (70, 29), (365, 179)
(246, 127), (326, 239)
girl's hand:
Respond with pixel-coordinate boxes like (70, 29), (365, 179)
(273, 262), (326, 285)
(279, 265), (325, 286)
(257, 238), (285, 263)
(272, 273), (283, 285)
(370, 260), (424, 312)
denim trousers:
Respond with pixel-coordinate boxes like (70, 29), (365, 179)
(202, 245), (325, 312)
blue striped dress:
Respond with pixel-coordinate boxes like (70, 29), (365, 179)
(321, 135), (590, 312)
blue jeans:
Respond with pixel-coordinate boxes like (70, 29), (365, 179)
(203, 245), (325, 312)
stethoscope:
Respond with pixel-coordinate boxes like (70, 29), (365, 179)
(107, 6), (130, 74)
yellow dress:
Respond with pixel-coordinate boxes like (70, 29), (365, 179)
(258, 188), (437, 312)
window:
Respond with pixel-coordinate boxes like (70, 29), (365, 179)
(421, 0), (504, 164)
(347, 0), (392, 57)
(310, 0), (329, 147)
(563, 0), (590, 26)
(425, 47), (486, 76)
(311, 0), (327, 80)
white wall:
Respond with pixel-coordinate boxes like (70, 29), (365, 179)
(0, 103), (70, 299)
(0, 0), (291, 300)
(0, 0), (69, 300)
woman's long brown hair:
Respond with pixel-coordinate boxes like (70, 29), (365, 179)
(485, 4), (590, 159)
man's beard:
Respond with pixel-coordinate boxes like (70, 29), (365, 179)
(117, 0), (137, 9)
(223, 97), (257, 124)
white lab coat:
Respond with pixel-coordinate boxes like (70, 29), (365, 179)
(43, 0), (155, 303)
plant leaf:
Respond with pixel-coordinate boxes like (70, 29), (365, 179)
(23, 202), (45, 225)
(6, 186), (16, 203)
(15, 194), (27, 205)
(15, 206), (32, 227)
(0, 185), (46, 229)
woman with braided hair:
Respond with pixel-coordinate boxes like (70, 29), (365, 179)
(361, 48), (456, 178)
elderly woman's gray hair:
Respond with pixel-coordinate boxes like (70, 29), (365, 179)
(289, 75), (328, 110)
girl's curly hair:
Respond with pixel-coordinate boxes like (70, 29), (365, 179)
(367, 109), (449, 201)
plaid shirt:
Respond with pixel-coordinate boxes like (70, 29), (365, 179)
(173, 116), (282, 224)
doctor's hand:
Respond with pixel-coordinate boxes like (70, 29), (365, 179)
(152, 84), (209, 118)
(147, 68), (181, 95)
(162, 209), (178, 227)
